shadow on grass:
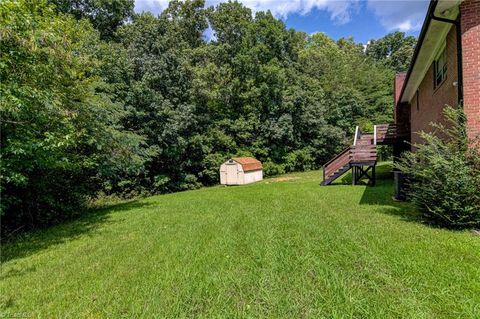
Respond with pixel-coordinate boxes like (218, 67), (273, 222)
(334, 162), (393, 186)
(1, 200), (152, 264)
(332, 162), (421, 224)
(357, 163), (421, 224)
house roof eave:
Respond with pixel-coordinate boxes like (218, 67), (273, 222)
(399, 0), (462, 104)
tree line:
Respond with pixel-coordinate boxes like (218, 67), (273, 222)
(0, 0), (416, 232)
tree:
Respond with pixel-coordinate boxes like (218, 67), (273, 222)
(106, 0), (209, 193)
(301, 32), (394, 133)
(207, 1), (253, 53)
(0, 0), (148, 231)
(162, 0), (208, 48)
(1, 0), (407, 231)
(49, 0), (134, 40)
(366, 31), (416, 73)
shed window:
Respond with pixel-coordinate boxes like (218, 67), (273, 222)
(433, 44), (447, 88)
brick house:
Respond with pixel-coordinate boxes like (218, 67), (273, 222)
(394, 0), (480, 155)
(322, 0), (479, 186)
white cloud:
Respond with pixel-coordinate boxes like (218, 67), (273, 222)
(134, 0), (430, 32)
(367, 0), (429, 32)
(230, 0), (360, 23)
(134, 0), (360, 24)
(134, 0), (170, 15)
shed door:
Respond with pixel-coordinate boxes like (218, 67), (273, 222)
(226, 164), (238, 184)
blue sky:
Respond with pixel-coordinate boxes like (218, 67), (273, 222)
(134, 0), (430, 43)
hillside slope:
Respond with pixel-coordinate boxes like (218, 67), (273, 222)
(2, 164), (479, 318)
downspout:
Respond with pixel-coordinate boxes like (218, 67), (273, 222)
(431, 12), (464, 106)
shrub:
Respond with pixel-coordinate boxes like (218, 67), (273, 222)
(284, 148), (314, 172)
(179, 174), (202, 191)
(262, 161), (286, 177)
(396, 106), (480, 229)
(198, 153), (226, 185)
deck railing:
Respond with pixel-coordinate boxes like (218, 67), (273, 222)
(322, 147), (351, 183)
(353, 126), (362, 146)
(375, 123), (409, 144)
(322, 123), (404, 185)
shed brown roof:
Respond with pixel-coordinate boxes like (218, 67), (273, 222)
(232, 157), (262, 172)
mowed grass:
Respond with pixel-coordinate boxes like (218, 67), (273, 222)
(1, 164), (479, 318)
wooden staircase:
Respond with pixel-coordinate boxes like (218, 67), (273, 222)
(321, 147), (352, 186)
(321, 126), (380, 186)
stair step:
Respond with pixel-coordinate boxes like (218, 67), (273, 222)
(322, 130), (380, 186)
(327, 164), (349, 177)
(322, 164), (351, 185)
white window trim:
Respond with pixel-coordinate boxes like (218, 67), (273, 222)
(433, 41), (447, 89)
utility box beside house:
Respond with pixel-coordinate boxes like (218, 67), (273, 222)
(220, 157), (263, 185)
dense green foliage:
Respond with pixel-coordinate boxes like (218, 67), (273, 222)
(49, 0), (135, 40)
(397, 107), (480, 228)
(366, 31), (416, 73)
(0, 1), (150, 230)
(2, 165), (479, 318)
(100, 0), (398, 195)
(1, 0), (412, 231)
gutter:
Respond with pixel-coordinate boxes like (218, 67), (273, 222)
(397, 0), (438, 105)
(398, 0), (464, 106)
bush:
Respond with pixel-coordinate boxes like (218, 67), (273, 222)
(179, 174), (202, 191)
(263, 161), (286, 177)
(396, 106), (480, 229)
(284, 148), (314, 172)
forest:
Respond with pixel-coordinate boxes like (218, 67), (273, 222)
(0, 0), (416, 231)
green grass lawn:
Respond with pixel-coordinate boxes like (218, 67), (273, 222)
(1, 163), (479, 318)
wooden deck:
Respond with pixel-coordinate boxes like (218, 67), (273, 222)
(375, 123), (409, 145)
(322, 124), (405, 186)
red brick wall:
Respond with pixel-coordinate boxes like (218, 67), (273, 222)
(394, 73), (406, 122)
(461, 0), (480, 141)
(408, 26), (459, 147)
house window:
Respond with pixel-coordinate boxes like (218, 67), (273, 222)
(433, 44), (447, 88)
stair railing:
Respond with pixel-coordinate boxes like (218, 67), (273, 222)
(351, 144), (377, 162)
(353, 126), (361, 146)
(375, 123), (402, 143)
(322, 147), (351, 183)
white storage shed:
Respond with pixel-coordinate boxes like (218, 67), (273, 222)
(220, 157), (263, 185)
